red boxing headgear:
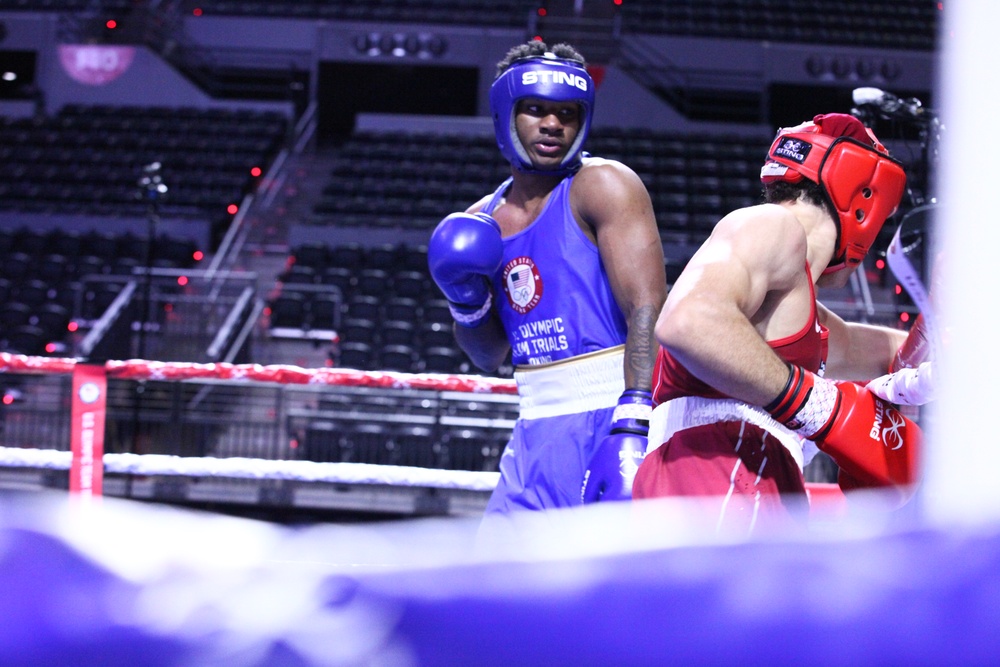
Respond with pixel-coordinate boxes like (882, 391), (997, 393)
(761, 113), (907, 274)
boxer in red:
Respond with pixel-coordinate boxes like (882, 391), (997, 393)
(634, 113), (921, 531)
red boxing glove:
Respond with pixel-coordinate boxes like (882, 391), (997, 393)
(817, 381), (921, 493)
(765, 365), (921, 502)
(891, 312), (932, 372)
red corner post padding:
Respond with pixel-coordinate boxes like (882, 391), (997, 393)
(70, 363), (107, 498)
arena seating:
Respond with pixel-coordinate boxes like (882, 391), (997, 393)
(0, 226), (200, 355)
(269, 240), (485, 376)
(308, 127), (772, 242)
(619, 0), (938, 51)
(0, 104), (287, 356)
(0, 106), (287, 222)
(2, 0), (929, 51)
(172, 0), (538, 28)
(311, 131), (508, 233)
(0, 0), (134, 9)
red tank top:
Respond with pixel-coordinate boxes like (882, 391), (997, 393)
(652, 264), (829, 404)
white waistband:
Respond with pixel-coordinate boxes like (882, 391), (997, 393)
(648, 395), (819, 471)
(514, 348), (625, 420)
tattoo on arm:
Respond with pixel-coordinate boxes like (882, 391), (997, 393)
(625, 305), (657, 391)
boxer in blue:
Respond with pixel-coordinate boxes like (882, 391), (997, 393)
(428, 41), (667, 512)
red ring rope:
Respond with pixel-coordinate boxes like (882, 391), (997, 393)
(0, 352), (518, 394)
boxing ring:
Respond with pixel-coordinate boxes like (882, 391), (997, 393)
(5, 3), (1000, 662)
(0, 352), (521, 518)
(0, 350), (997, 666)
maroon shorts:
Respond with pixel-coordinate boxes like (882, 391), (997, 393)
(634, 421), (809, 531)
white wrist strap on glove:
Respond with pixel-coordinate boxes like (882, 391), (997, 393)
(448, 293), (493, 327)
(611, 401), (652, 423)
(865, 361), (936, 406)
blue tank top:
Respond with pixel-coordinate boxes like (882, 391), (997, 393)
(482, 174), (628, 366)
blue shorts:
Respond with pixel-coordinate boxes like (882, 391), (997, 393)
(484, 406), (615, 513)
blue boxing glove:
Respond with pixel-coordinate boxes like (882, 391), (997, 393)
(581, 389), (652, 503)
(428, 212), (504, 328)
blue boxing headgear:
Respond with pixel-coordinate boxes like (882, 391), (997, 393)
(489, 53), (595, 174)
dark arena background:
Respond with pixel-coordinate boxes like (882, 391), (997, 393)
(3, 2), (999, 665)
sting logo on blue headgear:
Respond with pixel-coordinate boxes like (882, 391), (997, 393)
(489, 53), (595, 175)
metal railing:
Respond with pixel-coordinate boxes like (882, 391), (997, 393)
(75, 267), (261, 364)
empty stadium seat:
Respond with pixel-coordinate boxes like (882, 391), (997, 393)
(320, 267), (353, 294)
(419, 321), (454, 348)
(328, 243), (365, 270)
(268, 292), (308, 329)
(386, 425), (439, 469)
(302, 421), (344, 463)
(421, 299), (452, 324)
(355, 269), (391, 297)
(365, 243), (399, 271)
(5, 324), (48, 356)
(345, 296), (381, 322)
(338, 341), (374, 369)
(391, 271), (428, 299)
(308, 294), (340, 331)
(0, 302), (32, 331)
(340, 317), (377, 344)
(378, 344), (417, 372)
(422, 346), (464, 374)
(440, 427), (503, 472)
(383, 296), (419, 322)
(381, 320), (416, 347)
(292, 242), (329, 270)
(340, 422), (390, 465)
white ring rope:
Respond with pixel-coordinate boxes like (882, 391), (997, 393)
(0, 447), (501, 491)
(0, 353), (514, 492)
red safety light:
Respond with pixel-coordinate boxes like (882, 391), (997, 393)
(193, 250), (204, 262)
(193, 7), (203, 16)
(2, 394), (13, 406)
(537, 7), (547, 16)
(177, 276), (189, 286)
(614, 0), (622, 5)
(900, 312), (911, 323)
(894, 284), (903, 295)
(45, 342), (57, 354)
(67, 321), (79, 332)
(250, 166), (262, 177)
(532, 35), (543, 41)
(106, 19), (117, 29)
(875, 258), (885, 270)
(227, 203), (238, 215)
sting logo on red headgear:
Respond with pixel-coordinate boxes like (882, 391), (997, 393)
(503, 256), (543, 314)
(773, 138), (812, 164)
(760, 113), (906, 274)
